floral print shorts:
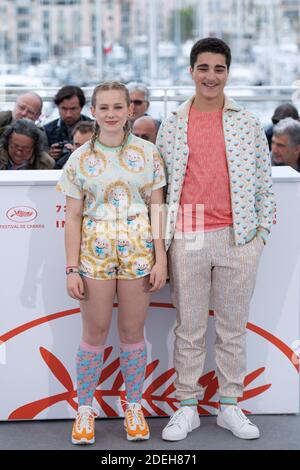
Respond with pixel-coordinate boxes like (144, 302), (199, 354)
(79, 213), (155, 280)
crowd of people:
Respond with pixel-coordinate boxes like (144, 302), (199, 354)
(0, 37), (287, 446)
(0, 81), (160, 171)
(0, 80), (299, 173)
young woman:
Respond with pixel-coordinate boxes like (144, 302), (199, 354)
(56, 81), (167, 444)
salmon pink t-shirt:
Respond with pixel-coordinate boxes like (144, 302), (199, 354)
(176, 106), (233, 232)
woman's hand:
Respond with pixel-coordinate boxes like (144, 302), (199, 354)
(67, 273), (85, 300)
(149, 261), (168, 292)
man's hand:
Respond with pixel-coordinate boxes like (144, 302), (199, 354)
(49, 143), (63, 160)
(64, 143), (75, 153)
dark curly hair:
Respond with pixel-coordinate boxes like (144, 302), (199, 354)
(190, 37), (231, 70)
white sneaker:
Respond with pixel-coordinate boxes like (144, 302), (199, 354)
(217, 406), (260, 439)
(162, 406), (200, 441)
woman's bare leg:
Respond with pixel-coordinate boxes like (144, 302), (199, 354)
(80, 277), (116, 345)
(117, 276), (151, 343)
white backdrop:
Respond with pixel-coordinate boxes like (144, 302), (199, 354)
(0, 167), (299, 420)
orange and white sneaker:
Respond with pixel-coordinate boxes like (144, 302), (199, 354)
(72, 405), (99, 445)
(124, 402), (150, 441)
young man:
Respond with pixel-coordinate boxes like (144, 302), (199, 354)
(44, 86), (92, 161)
(157, 37), (275, 441)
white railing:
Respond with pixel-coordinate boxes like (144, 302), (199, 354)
(1, 85), (299, 124)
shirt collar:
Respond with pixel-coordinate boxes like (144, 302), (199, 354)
(8, 158), (29, 170)
(175, 93), (242, 118)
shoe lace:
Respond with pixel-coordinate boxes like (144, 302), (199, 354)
(234, 407), (252, 425)
(167, 408), (188, 429)
(122, 400), (143, 427)
(76, 406), (99, 432)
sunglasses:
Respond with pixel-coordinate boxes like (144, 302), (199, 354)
(130, 99), (147, 106)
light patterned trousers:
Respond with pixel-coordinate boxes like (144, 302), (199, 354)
(168, 226), (264, 400)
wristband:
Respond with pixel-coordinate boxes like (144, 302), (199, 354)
(66, 267), (79, 275)
(66, 265), (78, 269)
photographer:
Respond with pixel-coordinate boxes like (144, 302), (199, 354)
(53, 121), (94, 169)
(44, 86), (92, 167)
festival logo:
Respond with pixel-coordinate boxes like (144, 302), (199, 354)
(6, 206), (37, 223)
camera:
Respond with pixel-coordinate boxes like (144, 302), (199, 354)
(53, 143), (72, 169)
(56, 141), (68, 149)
